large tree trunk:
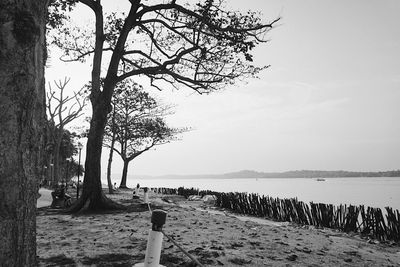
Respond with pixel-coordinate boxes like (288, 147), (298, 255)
(65, 1), (123, 213)
(119, 159), (130, 189)
(0, 1), (48, 265)
(68, 95), (124, 212)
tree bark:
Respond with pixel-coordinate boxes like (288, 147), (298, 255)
(119, 159), (130, 189)
(0, 1), (48, 266)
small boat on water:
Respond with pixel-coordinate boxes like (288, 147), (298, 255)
(316, 178), (326, 181)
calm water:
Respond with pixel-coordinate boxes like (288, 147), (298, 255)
(125, 177), (400, 210)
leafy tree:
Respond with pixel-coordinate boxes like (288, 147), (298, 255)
(104, 80), (187, 190)
(0, 1), (48, 265)
(105, 79), (155, 193)
(53, 0), (279, 212)
(47, 0), (78, 30)
(42, 124), (82, 186)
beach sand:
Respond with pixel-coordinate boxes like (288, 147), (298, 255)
(36, 189), (400, 266)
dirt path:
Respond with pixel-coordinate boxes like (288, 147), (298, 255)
(37, 188), (52, 208)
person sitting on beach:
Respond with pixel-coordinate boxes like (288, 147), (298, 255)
(132, 183), (140, 199)
(51, 185), (65, 199)
(51, 185), (71, 208)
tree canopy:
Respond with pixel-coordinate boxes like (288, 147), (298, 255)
(53, 0), (279, 93)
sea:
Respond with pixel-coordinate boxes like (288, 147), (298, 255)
(123, 177), (400, 211)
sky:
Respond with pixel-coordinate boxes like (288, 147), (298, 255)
(46, 0), (400, 176)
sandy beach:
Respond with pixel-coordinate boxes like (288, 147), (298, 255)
(36, 188), (400, 266)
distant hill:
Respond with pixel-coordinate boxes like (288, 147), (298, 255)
(128, 169), (400, 180)
(224, 170), (400, 178)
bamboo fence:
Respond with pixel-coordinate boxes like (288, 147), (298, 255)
(156, 187), (400, 242)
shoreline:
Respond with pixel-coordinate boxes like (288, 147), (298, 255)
(37, 189), (400, 266)
(119, 177), (400, 211)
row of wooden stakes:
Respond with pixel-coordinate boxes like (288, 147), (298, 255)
(156, 187), (400, 242)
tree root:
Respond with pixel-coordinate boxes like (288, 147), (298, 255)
(65, 192), (126, 214)
(118, 185), (129, 189)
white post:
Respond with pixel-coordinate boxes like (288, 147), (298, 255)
(143, 187), (149, 204)
(133, 210), (167, 267)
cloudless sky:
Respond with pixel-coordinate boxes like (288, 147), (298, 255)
(46, 0), (400, 176)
